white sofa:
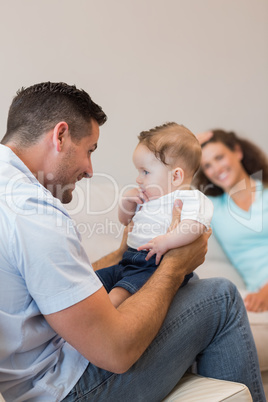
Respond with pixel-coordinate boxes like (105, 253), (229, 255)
(65, 179), (268, 401)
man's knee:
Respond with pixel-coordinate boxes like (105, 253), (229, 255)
(175, 276), (242, 313)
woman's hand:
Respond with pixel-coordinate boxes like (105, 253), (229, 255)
(196, 131), (214, 145)
(244, 283), (268, 312)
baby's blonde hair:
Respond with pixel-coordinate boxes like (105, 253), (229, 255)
(138, 122), (201, 178)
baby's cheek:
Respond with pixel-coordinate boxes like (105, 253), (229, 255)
(146, 187), (163, 200)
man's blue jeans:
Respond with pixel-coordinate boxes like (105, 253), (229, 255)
(64, 276), (265, 401)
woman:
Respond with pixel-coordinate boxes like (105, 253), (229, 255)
(194, 129), (268, 312)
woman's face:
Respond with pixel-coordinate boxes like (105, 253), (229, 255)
(201, 141), (245, 193)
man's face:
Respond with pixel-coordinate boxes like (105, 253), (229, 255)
(48, 119), (99, 203)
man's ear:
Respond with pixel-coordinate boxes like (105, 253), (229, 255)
(52, 122), (69, 152)
(172, 167), (184, 187)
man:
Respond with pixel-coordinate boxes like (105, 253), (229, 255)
(0, 82), (265, 401)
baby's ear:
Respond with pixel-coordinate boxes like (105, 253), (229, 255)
(172, 167), (184, 187)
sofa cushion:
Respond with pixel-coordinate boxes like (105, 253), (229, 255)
(196, 259), (247, 290)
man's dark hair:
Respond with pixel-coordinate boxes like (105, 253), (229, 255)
(1, 82), (107, 146)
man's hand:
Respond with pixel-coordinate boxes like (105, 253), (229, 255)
(244, 283), (268, 312)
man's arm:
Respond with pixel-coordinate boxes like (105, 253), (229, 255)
(45, 228), (211, 374)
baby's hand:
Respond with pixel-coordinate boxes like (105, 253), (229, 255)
(119, 187), (150, 226)
(123, 188), (149, 205)
(138, 235), (169, 265)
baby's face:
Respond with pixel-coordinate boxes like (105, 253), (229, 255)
(133, 143), (173, 201)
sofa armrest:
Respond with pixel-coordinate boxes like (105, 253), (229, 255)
(163, 373), (252, 401)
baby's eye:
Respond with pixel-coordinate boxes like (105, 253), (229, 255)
(143, 170), (149, 175)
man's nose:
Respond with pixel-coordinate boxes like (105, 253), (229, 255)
(84, 160), (93, 178)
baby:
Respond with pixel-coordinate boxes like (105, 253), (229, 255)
(96, 122), (213, 307)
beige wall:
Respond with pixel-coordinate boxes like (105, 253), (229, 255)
(0, 0), (267, 187)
